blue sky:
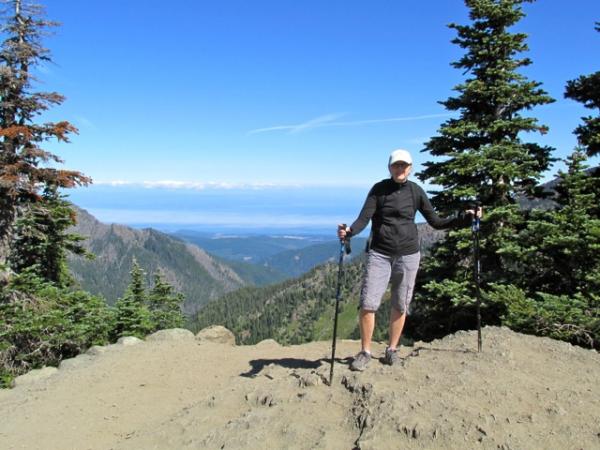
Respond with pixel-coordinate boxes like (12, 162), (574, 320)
(33, 0), (599, 229)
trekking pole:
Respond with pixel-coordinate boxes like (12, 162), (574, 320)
(471, 203), (482, 352)
(329, 227), (351, 386)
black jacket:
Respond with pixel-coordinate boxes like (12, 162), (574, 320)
(348, 178), (469, 256)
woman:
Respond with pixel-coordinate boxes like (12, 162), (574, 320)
(338, 149), (481, 371)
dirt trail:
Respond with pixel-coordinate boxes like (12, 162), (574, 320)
(1, 326), (599, 449)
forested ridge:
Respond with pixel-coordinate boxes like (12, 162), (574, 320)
(67, 206), (273, 313)
(192, 257), (365, 345)
(191, 225), (450, 346)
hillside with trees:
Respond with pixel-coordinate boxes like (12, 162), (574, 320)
(67, 206), (283, 313)
(192, 256), (365, 345)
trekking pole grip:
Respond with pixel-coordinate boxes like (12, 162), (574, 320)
(339, 223), (352, 255)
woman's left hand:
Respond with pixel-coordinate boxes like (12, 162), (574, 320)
(466, 206), (483, 218)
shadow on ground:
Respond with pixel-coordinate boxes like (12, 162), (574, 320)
(241, 346), (476, 377)
(241, 357), (352, 377)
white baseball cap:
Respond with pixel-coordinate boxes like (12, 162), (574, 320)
(389, 149), (413, 166)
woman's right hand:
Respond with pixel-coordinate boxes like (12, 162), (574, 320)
(337, 224), (350, 240)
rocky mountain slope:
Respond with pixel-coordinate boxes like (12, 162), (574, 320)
(1, 326), (598, 449)
(68, 207), (254, 314)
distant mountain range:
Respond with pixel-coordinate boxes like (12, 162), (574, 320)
(67, 206), (449, 316)
(171, 230), (367, 278)
(68, 207), (282, 314)
(172, 224), (444, 279)
(170, 231), (334, 262)
(67, 208), (365, 314)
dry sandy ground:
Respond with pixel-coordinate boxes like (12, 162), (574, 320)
(0, 326), (599, 450)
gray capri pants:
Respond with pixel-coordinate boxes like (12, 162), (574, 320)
(359, 250), (421, 314)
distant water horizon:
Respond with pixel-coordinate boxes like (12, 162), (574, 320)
(69, 184), (369, 236)
(126, 222), (343, 237)
(68, 183), (430, 237)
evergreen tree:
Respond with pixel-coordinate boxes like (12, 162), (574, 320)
(8, 186), (91, 285)
(564, 22), (600, 157)
(491, 151), (600, 348)
(498, 151), (599, 295)
(0, 268), (114, 387)
(414, 0), (554, 337)
(0, 0), (90, 277)
(113, 259), (153, 339)
(147, 271), (185, 330)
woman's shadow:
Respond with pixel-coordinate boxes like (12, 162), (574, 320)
(240, 357), (352, 378)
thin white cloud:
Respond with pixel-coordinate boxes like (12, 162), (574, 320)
(93, 180), (299, 190)
(140, 180), (284, 190)
(96, 180), (132, 187)
(92, 180), (369, 190)
(330, 113), (453, 127)
(248, 113), (345, 135)
(248, 112), (452, 135)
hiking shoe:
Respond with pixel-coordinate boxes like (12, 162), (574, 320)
(350, 351), (371, 371)
(384, 347), (400, 366)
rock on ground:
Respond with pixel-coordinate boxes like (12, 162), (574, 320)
(146, 328), (195, 342)
(12, 366), (58, 388)
(195, 325), (236, 345)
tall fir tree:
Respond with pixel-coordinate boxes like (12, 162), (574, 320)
(498, 151), (599, 296)
(113, 258), (153, 339)
(414, 0), (554, 337)
(0, 0), (110, 388)
(491, 150), (600, 348)
(564, 22), (600, 158)
(0, 0), (90, 277)
(147, 271), (185, 330)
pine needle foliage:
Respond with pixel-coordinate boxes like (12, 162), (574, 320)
(147, 271), (185, 331)
(0, 269), (114, 388)
(489, 152), (599, 348)
(9, 186), (91, 285)
(113, 259), (186, 339)
(113, 259), (154, 339)
(414, 0), (555, 337)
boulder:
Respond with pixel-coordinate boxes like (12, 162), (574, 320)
(195, 326), (236, 346)
(255, 339), (281, 348)
(13, 366), (58, 387)
(117, 336), (144, 346)
(146, 328), (195, 342)
(86, 345), (109, 356)
(59, 354), (94, 371)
